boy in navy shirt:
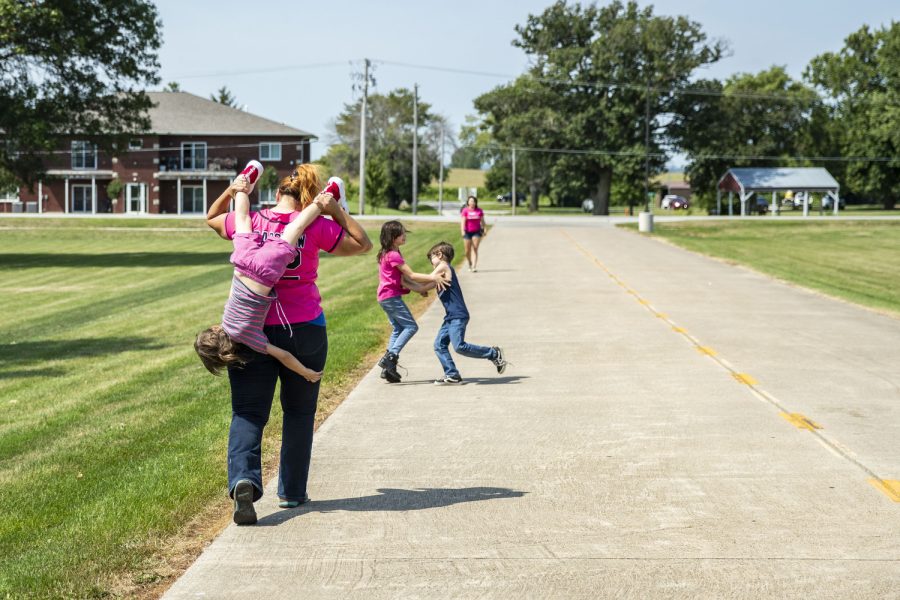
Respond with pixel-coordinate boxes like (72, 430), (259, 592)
(426, 242), (507, 384)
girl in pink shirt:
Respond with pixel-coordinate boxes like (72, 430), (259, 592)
(460, 195), (486, 272)
(376, 220), (448, 383)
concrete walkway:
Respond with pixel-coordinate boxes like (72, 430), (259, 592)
(164, 221), (900, 599)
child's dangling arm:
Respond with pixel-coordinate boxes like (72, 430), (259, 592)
(265, 343), (323, 383)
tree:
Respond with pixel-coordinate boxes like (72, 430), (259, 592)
(211, 86), (239, 108)
(0, 0), (162, 186)
(475, 76), (563, 211)
(671, 68), (819, 207)
(480, 1), (724, 214)
(165, 82), (182, 92)
(321, 88), (446, 209)
(806, 23), (900, 209)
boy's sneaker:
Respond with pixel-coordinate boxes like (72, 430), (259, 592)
(383, 368), (401, 384)
(491, 347), (507, 374)
(239, 160), (264, 194)
(434, 375), (462, 385)
(232, 479), (257, 525)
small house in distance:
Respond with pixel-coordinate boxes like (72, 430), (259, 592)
(4, 91), (316, 215)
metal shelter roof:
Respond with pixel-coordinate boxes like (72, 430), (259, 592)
(719, 168), (839, 194)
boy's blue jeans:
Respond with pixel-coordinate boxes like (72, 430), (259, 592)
(434, 317), (495, 377)
(379, 296), (419, 355)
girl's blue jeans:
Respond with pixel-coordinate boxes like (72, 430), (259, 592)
(379, 296), (419, 355)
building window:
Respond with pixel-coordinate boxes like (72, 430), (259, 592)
(0, 186), (18, 202)
(71, 184), (93, 212)
(260, 188), (277, 205)
(71, 141), (97, 170)
(181, 185), (205, 213)
(181, 142), (207, 170)
(259, 142), (282, 161)
(129, 138), (143, 150)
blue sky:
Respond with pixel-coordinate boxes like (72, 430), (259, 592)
(155, 1), (898, 162)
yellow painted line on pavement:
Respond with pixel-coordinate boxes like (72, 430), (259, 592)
(637, 299), (650, 305)
(732, 373), (758, 385)
(868, 479), (900, 502)
(779, 412), (822, 431)
(561, 230), (894, 503)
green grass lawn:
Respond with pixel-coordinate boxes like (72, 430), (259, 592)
(0, 218), (463, 598)
(626, 220), (900, 315)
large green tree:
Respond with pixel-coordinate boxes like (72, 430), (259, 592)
(806, 23), (900, 209)
(672, 67), (819, 206)
(0, 0), (162, 186)
(475, 1), (724, 215)
(321, 88), (446, 210)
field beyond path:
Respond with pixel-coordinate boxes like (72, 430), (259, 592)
(165, 220), (900, 599)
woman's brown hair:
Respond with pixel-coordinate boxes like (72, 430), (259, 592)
(194, 325), (247, 375)
(277, 163), (322, 209)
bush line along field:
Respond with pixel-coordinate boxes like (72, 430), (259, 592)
(0, 218), (463, 598)
(627, 220), (900, 315)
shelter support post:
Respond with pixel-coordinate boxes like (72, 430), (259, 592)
(772, 191), (777, 216)
(728, 191), (733, 217)
(716, 188), (721, 216)
(803, 192), (809, 217)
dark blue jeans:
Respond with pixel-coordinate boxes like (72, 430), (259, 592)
(433, 317), (495, 378)
(227, 322), (327, 502)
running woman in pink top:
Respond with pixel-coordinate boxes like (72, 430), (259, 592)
(375, 220), (448, 383)
(205, 163), (371, 525)
(460, 195), (486, 272)
(195, 161), (339, 383)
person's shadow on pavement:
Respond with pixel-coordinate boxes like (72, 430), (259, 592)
(257, 486), (527, 526)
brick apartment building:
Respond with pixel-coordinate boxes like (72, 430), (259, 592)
(2, 91), (315, 215)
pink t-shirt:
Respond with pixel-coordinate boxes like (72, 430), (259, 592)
(225, 209), (344, 325)
(461, 207), (484, 233)
(377, 249), (409, 302)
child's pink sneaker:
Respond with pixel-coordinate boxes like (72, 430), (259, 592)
(239, 160), (264, 193)
(326, 176), (349, 212)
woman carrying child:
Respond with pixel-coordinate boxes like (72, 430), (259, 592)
(376, 220), (448, 383)
(204, 163), (371, 525)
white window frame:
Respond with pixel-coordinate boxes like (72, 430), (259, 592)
(180, 142), (207, 171)
(181, 185), (205, 213)
(71, 141), (97, 170)
(71, 184), (93, 212)
(259, 142), (282, 161)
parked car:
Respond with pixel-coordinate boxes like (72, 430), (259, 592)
(821, 195), (846, 210)
(752, 196), (769, 215)
(497, 191), (526, 206)
(581, 198), (594, 213)
(661, 194), (689, 210)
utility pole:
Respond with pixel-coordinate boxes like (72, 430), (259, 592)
(438, 125), (444, 215)
(511, 146), (517, 217)
(638, 81), (654, 233)
(358, 58), (370, 215)
(644, 81), (650, 213)
(412, 83), (418, 215)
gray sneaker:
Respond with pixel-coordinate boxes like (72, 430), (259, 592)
(434, 375), (462, 385)
(232, 479), (257, 525)
(491, 347), (507, 374)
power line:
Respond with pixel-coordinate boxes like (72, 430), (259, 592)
(168, 61), (349, 80)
